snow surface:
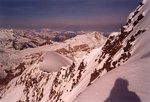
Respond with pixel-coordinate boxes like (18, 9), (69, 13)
(39, 51), (72, 72)
(75, 58), (150, 102)
(1, 0), (150, 102)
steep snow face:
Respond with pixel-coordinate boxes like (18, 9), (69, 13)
(75, 58), (150, 102)
(0, 1), (149, 102)
(75, 0), (150, 102)
(39, 51), (72, 72)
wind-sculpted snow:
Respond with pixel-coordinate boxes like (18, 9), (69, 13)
(39, 51), (72, 72)
(0, 0), (149, 102)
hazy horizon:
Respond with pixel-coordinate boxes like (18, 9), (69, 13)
(0, 0), (140, 32)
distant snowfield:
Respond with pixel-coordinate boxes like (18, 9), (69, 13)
(39, 51), (72, 72)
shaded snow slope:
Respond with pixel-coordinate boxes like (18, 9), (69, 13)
(39, 51), (72, 72)
(75, 58), (150, 102)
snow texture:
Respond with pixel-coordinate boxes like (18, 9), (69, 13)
(39, 51), (72, 72)
(1, 0), (150, 102)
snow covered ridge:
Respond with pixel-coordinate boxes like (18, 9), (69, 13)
(0, 29), (106, 50)
(56, 31), (106, 58)
(0, 29), (53, 50)
(0, 30), (106, 85)
(0, 30), (106, 81)
(1, 0), (150, 102)
(0, 30), (106, 78)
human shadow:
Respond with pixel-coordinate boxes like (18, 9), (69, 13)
(104, 78), (141, 102)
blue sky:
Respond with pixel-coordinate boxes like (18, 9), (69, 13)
(0, 0), (140, 32)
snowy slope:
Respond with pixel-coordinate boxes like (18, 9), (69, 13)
(11, 31), (106, 59)
(0, 31), (105, 70)
(75, 58), (150, 102)
(75, 0), (150, 102)
(0, 30), (106, 97)
(0, 31), (106, 81)
(0, 0), (149, 102)
(56, 31), (106, 58)
(39, 51), (72, 72)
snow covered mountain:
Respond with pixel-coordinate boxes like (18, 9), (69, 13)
(0, 30), (106, 74)
(0, 0), (150, 102)
(0, 31), (106, 88)
(0, 29), (54, 50)
(75, 1), (150, 102)
(0, 29), (105, 51)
